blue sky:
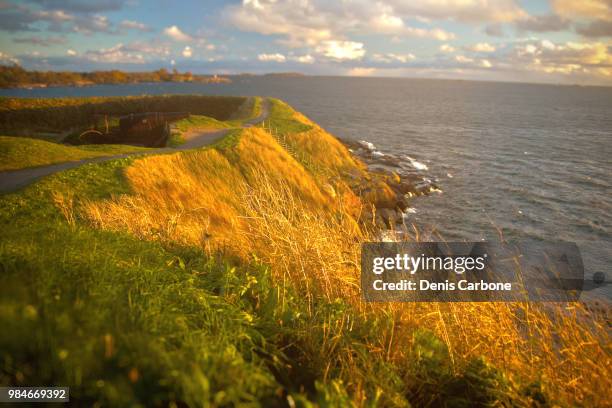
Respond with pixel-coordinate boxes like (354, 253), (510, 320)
(0, 0), (610, 85)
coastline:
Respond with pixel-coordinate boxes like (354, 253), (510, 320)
(0, 95), (609, 406)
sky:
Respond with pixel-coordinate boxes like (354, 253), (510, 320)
(0, 0), (611, 85)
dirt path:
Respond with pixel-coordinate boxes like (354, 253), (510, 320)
(0, 98), (270, 194)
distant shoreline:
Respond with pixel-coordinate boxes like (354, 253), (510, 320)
(5, 78), (232, 90)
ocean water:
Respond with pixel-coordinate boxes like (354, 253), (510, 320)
(2, 77), (611, 300)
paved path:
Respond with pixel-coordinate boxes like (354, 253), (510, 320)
(0, 98), (269, 193)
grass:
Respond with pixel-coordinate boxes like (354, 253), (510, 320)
(0, 95), (246, 137)
(0, 96), (610, 406)
(169, 97), (264, 147)
(0, 136), (151, 171)
(173, 115), (233, 133)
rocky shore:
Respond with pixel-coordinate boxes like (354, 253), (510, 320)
(341, 138), (440, 229)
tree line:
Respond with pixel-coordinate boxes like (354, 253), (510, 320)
(0, 64), (230, 88)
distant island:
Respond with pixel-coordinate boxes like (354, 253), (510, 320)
(0, 64), (231, 89)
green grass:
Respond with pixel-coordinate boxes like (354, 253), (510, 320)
(0, 160), (279, 405)
(0, 156), (398, 405)
(169, 97), (264, 147)
(0, 136), (151, 171)
(260, 98), (313, 135)
(228, 96), (262, 126)
(173, 115), (233, 133)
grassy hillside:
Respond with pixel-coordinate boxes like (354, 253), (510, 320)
(0, 97), (609, 406)
(0, 95), (246, 136)
(0, 136), (151, 171)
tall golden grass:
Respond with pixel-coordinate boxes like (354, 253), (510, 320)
(80, 107), (610, 406)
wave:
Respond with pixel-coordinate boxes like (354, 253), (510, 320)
(404, 155), (429, 171)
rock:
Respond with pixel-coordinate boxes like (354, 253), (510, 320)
(378, 208), (397, 228)
(395, 181), (417, 195)
(395, 198), (409, 212)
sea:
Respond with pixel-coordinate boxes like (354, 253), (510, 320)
(2, 76), (610, 300)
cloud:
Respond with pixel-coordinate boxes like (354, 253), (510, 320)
(225, 1), (332, 48)
(27, 0), (126, 13)
(484, 24), (505, 37)
(0, 4), (74, 32)
(455, 55), (493, 68)
(316, 40), (365, 61)
(388, 0), (527, 23)
(292, 54), (314, 64)
(66, 49), (76, 56)
(14, 35), (66, 46)
(368, 11), (454, 40)
(371, 53), (415, 63)
(0, 51), (19, 65)
(515, 14), (571, 33)
(439, 44), (456, 52)
(78, 41), (171, 65)
(225, 0), (454, 49)
(71, 14), (112, 34)
(163, 25), (193, 42)
(182, 46), (193, 58)
(257, 53), (286, 62)
(576, 20), (612, 37)
(551, 0), (612, 21)
(455, 55), (474, 63)
(470, 42), (496, 52)
(0, 3), (120, 34)
(508, 39), (611, 76)
(84, 43), (146, 63)
(119, 20), (150, 32)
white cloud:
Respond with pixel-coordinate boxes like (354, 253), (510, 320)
(0, 51), (20, 65)
(163, 25), (192, 42)
(455, 55), (474, 63)
(454, 54), (493, 69)
(514, 40), (611, 69)
(78, 41), (171, 65)
(440, 44), (456, 52)
(389, 0), (527, 23)
(70, 14), (111, 34)
(66, 49), (77, 56)
(552, 0), (612, 21)
(225, 0), (454, 48)
(258, 53), (286, 62)
(84, 43), (146, 64)
(293, 54), (315, 64)
(182, 46), (193, 58)
(119, 20), (149, 31)
(316, 40), (365, 60)
(371, 13), (404, 31)
(471, 42), (496, 52)
(372, 53), (415, 63)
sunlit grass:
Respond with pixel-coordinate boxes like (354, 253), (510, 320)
(0, 97), (609, 406)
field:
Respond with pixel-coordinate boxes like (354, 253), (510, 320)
(0, 97), (609, 406)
